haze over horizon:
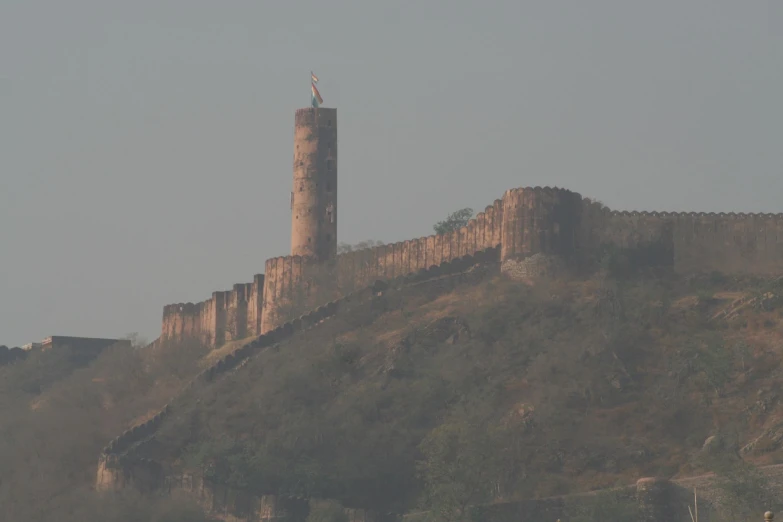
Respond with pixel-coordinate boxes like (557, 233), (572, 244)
(2, 1), (781, 347)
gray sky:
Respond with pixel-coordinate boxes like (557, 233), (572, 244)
(1, 1), (781, 347)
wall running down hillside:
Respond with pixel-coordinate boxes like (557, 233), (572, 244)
(97, 250), (499, 493)
(162, 186), (783, 343)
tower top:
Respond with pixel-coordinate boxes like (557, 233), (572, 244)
(295, 107), (336, 127)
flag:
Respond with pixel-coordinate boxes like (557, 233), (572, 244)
(311, 82), (323, 107)
(311, 72), (319, 83)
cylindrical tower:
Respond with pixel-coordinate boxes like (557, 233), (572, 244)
(500, 187), (582, 262)
(291, 107), (338, 261)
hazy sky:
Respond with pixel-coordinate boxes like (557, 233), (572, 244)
(1, 1), (781, 347)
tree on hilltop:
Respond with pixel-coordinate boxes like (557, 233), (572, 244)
(337, 239), (385, 254)
(433, 208), (473, 235)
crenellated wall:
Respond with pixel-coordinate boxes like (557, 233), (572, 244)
(260, 198), (505, 332)
(581, 203), (783, 275)
(334, 197), (505, 286)
(161, 186), (783, 345)
(161, 275), (264, 347)
(260, 255), (311, 334)
(579, 202), (676, 268)
(669, 211), (783, 275)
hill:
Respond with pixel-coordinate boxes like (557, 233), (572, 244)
(120, 264), (783, 519)
(0, 335), (220, 521)
(3, 262), (783, 521)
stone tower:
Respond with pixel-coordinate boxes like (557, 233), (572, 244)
(291, 107), (338, 261)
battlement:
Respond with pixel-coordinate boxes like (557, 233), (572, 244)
(294, 107), (336, 127)
(607, 210), (783, 219)
(158, 181), (783, 346)
(153, 106), (783, 348)
(161, 274), (264, 346)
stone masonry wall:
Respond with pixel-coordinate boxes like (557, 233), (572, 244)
(161, 186), (783, 346)
(501, 187), (583, 263)
(260, 198), (505, 332)
(670, 212), (783, 275)
(161, 274), (264, 347)
(580, 199), (783, 275)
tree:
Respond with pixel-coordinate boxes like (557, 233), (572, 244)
(417, 421), (507, 522)
(433, 208), (473, 235)
(336, 240), (384, 255)
(122, 332), (149, 349)
(306, 500), (349, 522)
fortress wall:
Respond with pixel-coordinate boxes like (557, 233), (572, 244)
(201, 299), (215, 346)
(501, 187), (583, 263)
(161, 303), (201, 343)
(578, 203), (675, 266)
(161, 276), (264, 347)
(160, 186), (783, 344)
(333, 197), (504, 288)
(260, 199), (505, 332)
(579, 201), (783, 274)
(224, 284), (247, 342)
(261, 255), (313, 334)
(246, 275), (264, 337)
(166, 473), (311, 522)
(670, 212), (783, 275)
(213, 291), (228, 347)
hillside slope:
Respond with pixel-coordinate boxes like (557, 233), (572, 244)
(130, 268), (783, 515)
(0, 336), (218, 521)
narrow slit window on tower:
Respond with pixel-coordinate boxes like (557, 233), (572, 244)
(327, 119), (332, 127)
(326, 234), (331, 242)
(326, 180), (332, 192)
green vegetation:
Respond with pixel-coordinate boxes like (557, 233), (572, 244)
(694, 435), (783, 521)
(307, 500), (350, 522)
(4, 260), (783, 521)
(433, 208), (473, 235)
(144, 267), (783, 520)
(337, 239), (385, 254)
(0, 338), (215, 521)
